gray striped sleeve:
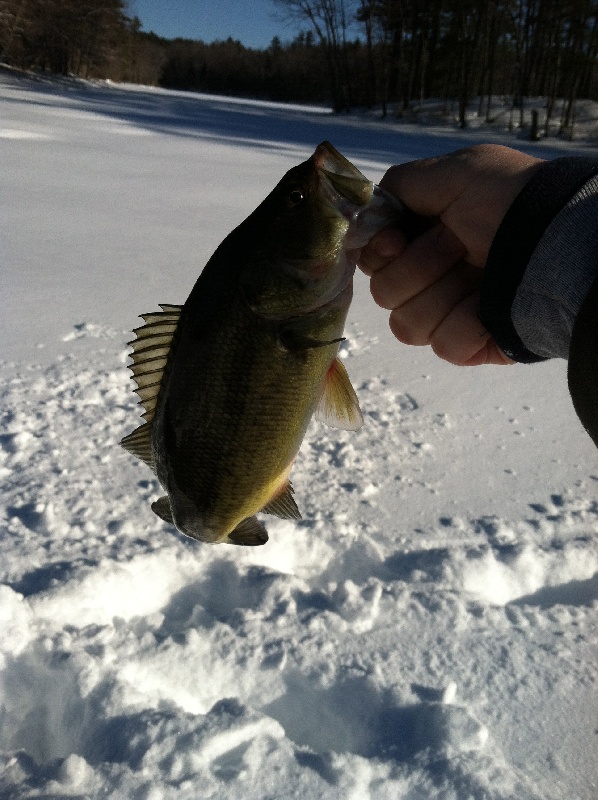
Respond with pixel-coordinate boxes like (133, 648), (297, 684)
(511, 175), (598, 359)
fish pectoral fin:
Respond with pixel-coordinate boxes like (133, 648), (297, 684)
(315, 357), (363, 431)
(225, 517), (269, 546)
(280, 329), (345, 352)
(262, 480), (301, 520)
(151, 495), (175, 525)
(278, 317), (346, 352)
(120, 422), (155, 471)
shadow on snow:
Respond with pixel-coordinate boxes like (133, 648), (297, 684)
(0, 66), (580, 167)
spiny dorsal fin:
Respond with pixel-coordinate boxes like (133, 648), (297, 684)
(151, 495), (174, 525)
(126, 305), (182, 424)
(315, 357), (363, 431)
(262, 480), (301, 520)
(120, 422), (155, 471)
(225, 516), (268, 546)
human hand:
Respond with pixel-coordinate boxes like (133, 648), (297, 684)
(358, 144), (544, 366)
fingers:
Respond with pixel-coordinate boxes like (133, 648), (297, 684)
(368, 223), (466, 310)
(425, 291), (492, 365)
(359, 222), (513, 367)
(390, 290), (513, 366)
(357, 145), (541, 368)
(388, 262), (481, 345)
(358, 227), (407, 276)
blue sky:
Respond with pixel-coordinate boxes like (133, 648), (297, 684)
(128, 0), (294, 48)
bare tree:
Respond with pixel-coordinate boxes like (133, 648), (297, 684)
(274, 0), (357, 110)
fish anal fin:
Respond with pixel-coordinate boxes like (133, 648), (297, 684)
(151, 495), (174, 525)
(120, 422), (155, 470)
(225, 517), (268, 546)
(262, 480), (301, 520)
(315, 357), (363, 431)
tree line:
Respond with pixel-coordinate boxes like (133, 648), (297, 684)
(0, 0), (596, 137)
(275, 0), (597, 134)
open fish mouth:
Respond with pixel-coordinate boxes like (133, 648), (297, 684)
(315, 140), (405, 250)
(314, 140), (374, 207)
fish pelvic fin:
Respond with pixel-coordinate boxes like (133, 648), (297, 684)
(315, 357), (363, 431)
(262, 480), (301, 520)
(151, 495), (175, 525)
(127, 304), (182, 423)
(225, 517), (269, 547)
(120, 422), (155, 471)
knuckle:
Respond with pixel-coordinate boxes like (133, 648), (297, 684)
(380, 164), (403, 186)
(468, 143), (497, 158)
(356, 252), (375, 276)
(369, 274), (395, 310)
(430, 332), (463, 364)
(389, 310), (429, 346)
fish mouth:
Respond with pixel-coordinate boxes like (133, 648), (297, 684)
(314, 141), (373, 207)
(314, 141), (405, 249)
(345, 183), (405, 248)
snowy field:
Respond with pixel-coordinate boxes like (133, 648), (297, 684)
(1, 68), (597, 799)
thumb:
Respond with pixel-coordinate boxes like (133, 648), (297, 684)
(380, 145), (543, 267)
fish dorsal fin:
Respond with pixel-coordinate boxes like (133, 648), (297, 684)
(151, 495), (175, 525)
(225, 516), (268, 546)
(315, 357), (363, 431)
(120, 422), (155, 471)
(127, 305), (182, 423)
(262, 480), (301, 520)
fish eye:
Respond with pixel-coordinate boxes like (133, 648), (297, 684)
(288, 189), (304, 206)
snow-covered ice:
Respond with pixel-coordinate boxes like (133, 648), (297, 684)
(1, 69), (597, 799)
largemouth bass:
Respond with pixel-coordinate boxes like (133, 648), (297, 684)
(121, 142), (402, 546)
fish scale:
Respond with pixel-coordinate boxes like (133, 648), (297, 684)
(159, 295), (318, 527)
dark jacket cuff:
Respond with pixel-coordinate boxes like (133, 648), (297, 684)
(568, 272), (598, 447)
(480, 156), (598, 363)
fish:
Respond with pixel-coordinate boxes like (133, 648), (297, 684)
(120, 141), (403, 546)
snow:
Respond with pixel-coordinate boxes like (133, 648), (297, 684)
(1, 68), (597, 799)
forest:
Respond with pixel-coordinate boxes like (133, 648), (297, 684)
(0, 0), (596, 136)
